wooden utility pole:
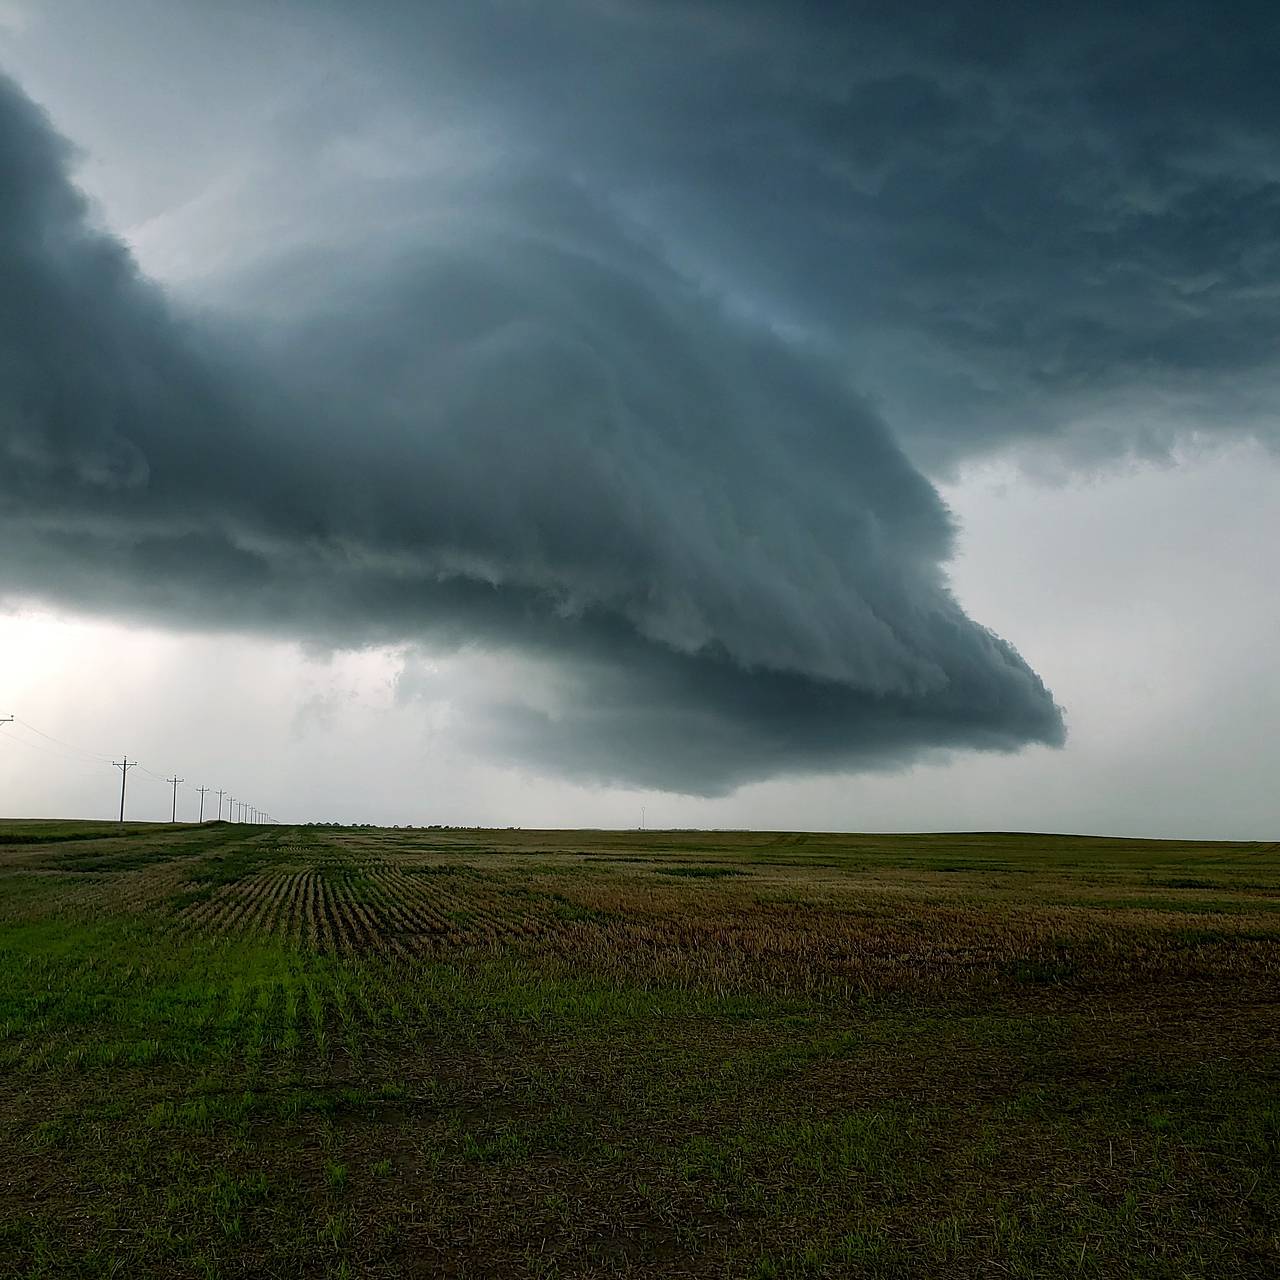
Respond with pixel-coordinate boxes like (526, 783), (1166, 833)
(166, 776), (184, 823)
(114, 756), (136, 822)
(196, 785), (210, 823)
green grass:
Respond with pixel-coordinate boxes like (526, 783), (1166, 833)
(656, 864), (745, 879)
(0, 820), (1276, 1277)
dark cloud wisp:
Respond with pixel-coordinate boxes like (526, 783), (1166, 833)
(0, 72), (1063, 792)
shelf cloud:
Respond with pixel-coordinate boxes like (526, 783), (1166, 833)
(0, 71), (1063, 792)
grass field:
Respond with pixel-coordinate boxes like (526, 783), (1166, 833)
(0, 820), (1276, 1278)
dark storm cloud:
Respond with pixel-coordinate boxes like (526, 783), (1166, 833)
(0, 72), (1061, 792)
(295, 0), (1280, 470)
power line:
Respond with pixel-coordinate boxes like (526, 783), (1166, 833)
(5, 715), (280, 826)
(5, 721), (171, 812)
(15, 717), (112, 764)
(3, 722), (108, 770)
(1, 724), (111, 778)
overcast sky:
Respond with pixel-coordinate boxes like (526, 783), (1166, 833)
(1, 1), (1277, 836)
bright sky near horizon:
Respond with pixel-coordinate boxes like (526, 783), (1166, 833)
(2, 2), (1278, 836)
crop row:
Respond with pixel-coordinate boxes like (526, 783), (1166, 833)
(156, 856), (1280, 1002)
(171, 864), (552, 952)
(0, 957), (417, 1075)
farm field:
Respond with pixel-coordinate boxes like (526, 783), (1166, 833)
(0, 821), (1276, 1278)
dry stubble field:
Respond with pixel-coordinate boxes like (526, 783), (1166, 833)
(0, 820), (1277, 1278)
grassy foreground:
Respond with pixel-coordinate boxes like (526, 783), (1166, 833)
(0, 821), (1276, 1278)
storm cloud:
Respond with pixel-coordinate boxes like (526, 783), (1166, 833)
(250, 0), (1280, 473)
(0, 69), (1062, 792)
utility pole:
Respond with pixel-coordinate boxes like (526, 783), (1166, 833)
(196, 785), (210, 823)
(166, 776), (184, 823)
(0, 715), (12, 727)
(113, 756), (136, 823)
(216, 788), (226, 821)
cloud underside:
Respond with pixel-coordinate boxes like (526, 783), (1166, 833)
(0, 71), (1063, 793)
